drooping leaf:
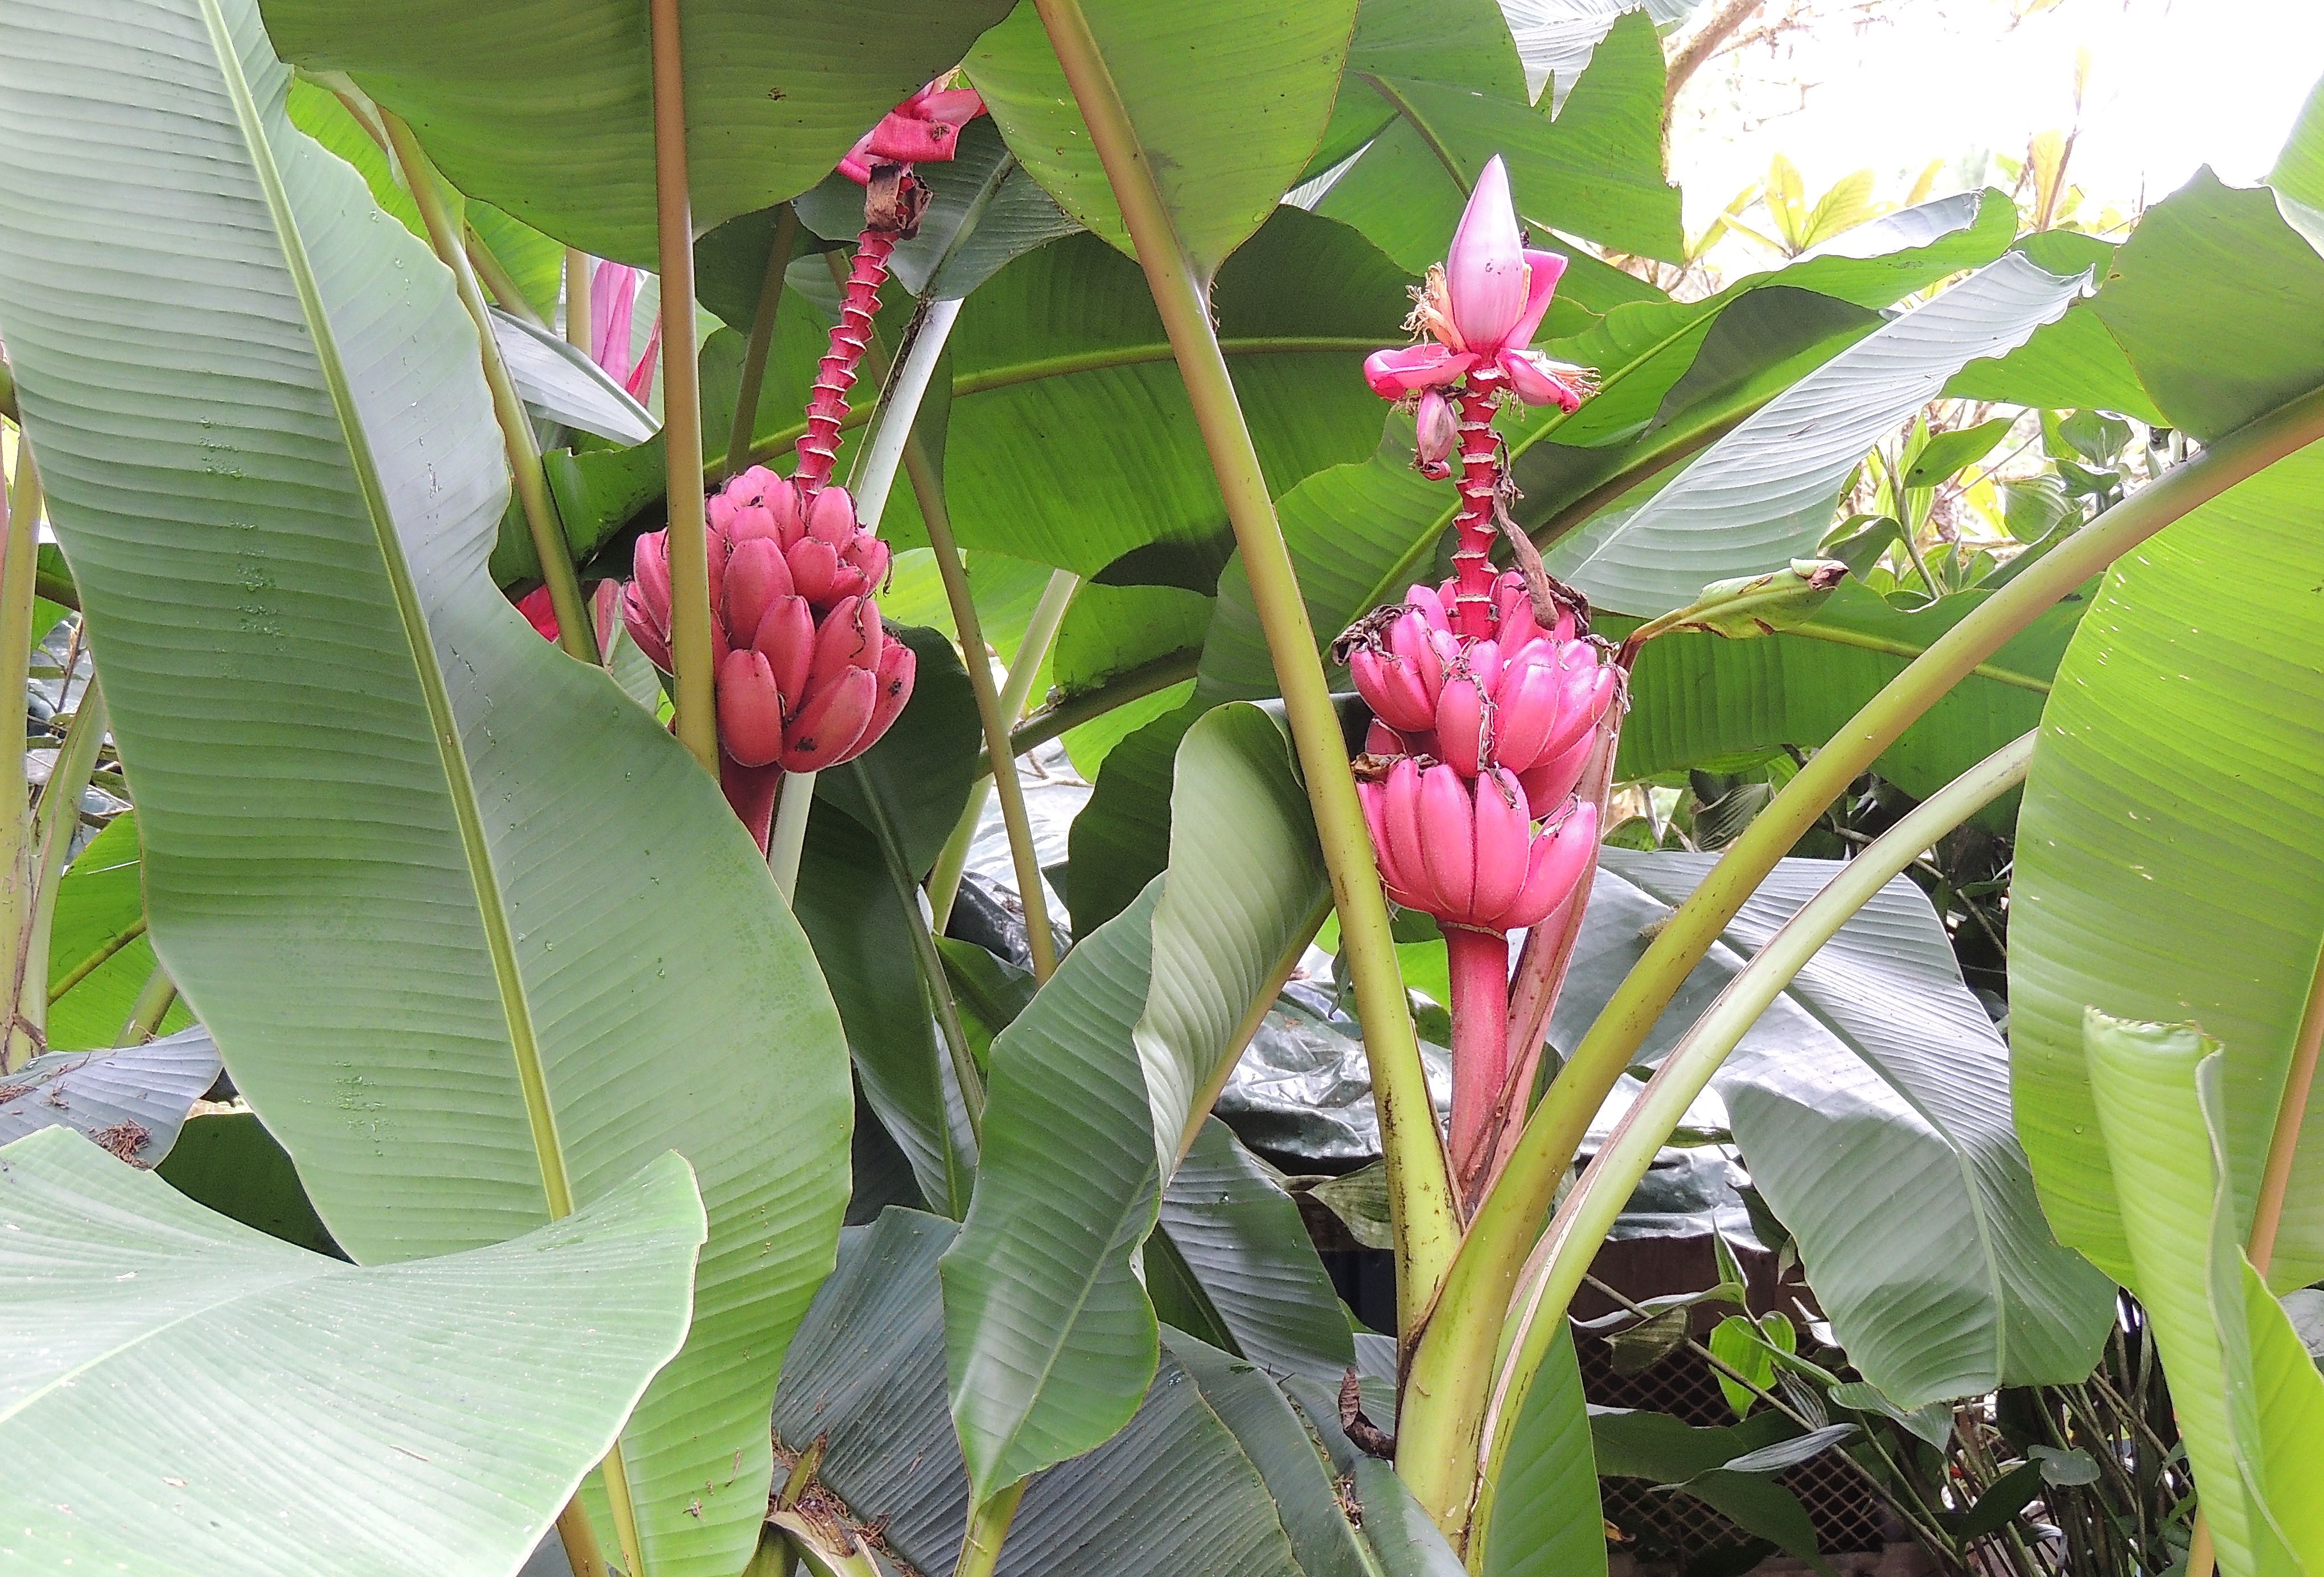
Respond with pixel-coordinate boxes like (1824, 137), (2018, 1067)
(966, 0), (1358, 274)
(0, 1029), (220, 1165)
(1543, 253), (2087, 616)
(1153, 1117), (1354, 1385)
(260, 0), (1016, 264)
(2011, 438), (2324, 1293)
(2083, 1017), (2324, 1577)
(1553, 851), (2116, 1408)
(794, 808), (977, 1222)
(1065, 699), (1205, 933)
(781, 1210), (1353, 1577)
(0, 1127), (704, 1577)
(943, 704), (1329, 1499)
(1162, 1328), (1378, 1577)
(491, 309), (658, 446)
(0, 9), (854, 1575)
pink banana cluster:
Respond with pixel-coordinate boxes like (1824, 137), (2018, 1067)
(1349, 572), (1612, 936)
(623, 470), (913, 779)
(612, 78), (987, 848)
(1348, 156), (1618, 1204)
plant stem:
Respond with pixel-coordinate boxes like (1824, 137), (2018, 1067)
(977, 646), (1195, 777)
(647, 0), (717, 774)
(555, 1498), (611, 1577)
(1446, 926), (1510, 1212)
(564, 249), (593, 354)
(466, 223), (545, 329)
(767, 771), (816, 905)
(49, 915), (147, 1005)
(114, 960), (178, 1047)
(7, 679), (109, 1071)
(0, 445), (40, 1075)
(1001, 571), (1079, 728)
(1394, 380), (2324, 1541)
(952, 1481), (1026, 1577)
(928, 569), (1078, 931)
(853, 299), (952, 527)
(381, 112), (597, 664)
(2248, 935), (2323, 1279)
(1033, 0), (1460, 1339)
(907, 446), (1058, 979)
(600, 1441), (647, 1577)
(1472, 733), (2033, 1543)
(726, 205), (798, 475)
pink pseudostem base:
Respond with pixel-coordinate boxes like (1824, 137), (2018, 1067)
(1447, 923), (1514, 1202)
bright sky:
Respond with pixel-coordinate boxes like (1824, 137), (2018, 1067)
(1669, 0), (2324, 229)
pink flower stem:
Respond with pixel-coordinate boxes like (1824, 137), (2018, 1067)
(1446, 921), (1512, 1212)
(1450, 377), (1503, 641)
(794, 224), (900, 495)
(720, 752), (782, 855)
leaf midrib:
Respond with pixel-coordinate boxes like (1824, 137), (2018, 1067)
(197, 0), (571, 1218)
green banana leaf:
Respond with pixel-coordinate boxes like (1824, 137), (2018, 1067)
(260, 0), (1015, 264)
(966, 0), (1357, 275)
(2009, 164), (2324, 1293)
(1303, 0), (1528, 181)
(1542, 253), (2086, 617)
(1151, 1116), (1355, 1385)
(0, 6), (853, 1575)
(780, 1209), (1367, 1577)
(943, 703), (1329, 1500)
(158, 1106), (342, 1255)
(1479, 1326), (1604, 1577)
(1317, 10), (1682, 270)
(1551, 851), (2114, 1407)
(0, 1127), (704, 1577)
(1611, 580), (2082, 802)
(2083, 1016), (2324, 1577)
